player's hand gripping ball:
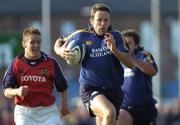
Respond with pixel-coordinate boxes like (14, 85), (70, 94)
(66, 39), (86, 65)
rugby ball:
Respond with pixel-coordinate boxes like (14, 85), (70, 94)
(66, 39), (86, 65)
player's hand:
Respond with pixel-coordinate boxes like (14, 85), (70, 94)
(104, 32), (116, 52)
(17, 86), (28, 97)
(59, 106), (70, 116)
(59, 43), (75, 62)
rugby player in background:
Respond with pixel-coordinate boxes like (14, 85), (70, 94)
(117, 29), (158, 125)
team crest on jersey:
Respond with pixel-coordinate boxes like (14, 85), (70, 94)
(85, 40), (93, 45)
(41, 69), (49, 76)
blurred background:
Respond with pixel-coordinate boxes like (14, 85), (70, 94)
(0, 0), (180, 125)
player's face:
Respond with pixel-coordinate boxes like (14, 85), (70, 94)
(90, 11), (110, 36)
(22, 34), (41, 60)
(124, 36), (138, 51)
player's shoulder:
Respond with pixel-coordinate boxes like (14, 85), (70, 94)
(64, 28), (91, 40)
(10, 57), (19, 66)
(7, 54), (24, 69)
(14, 54), (24, 63)
(44, 53), (60, 66)
(140, 50), (153, 56)
(139, 50), (156, 64)
(70, 29), (90, 35)
(110, 30), (121, 35)
(43, 53), (57, 62)
(110, 30), (123, 40)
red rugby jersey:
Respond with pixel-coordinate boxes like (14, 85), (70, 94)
(2, 52), (68, 107)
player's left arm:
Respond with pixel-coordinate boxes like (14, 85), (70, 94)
(59, 89), (70, 116)
(104, 32), (134, 68)
(53, 58), (70, 116)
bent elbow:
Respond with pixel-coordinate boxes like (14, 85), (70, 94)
(151, 70), (158, 76)
(147, 69), (157, 76)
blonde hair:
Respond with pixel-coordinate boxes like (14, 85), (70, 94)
(23, 27), (41, 41)
(90, 3), (110, 18)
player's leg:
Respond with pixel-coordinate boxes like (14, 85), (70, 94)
(90, 94), (116, 125)
(118, 105), (157, 125)
(117, 108), (133, 125)
(96, 116), (103, 125)
(14, 105), (34, 125)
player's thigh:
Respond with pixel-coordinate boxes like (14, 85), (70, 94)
(14, 106), (33, 125)
(117, 109), (133, 125)
(45, 111), (61, 125)
(90, 94), (116, 117)
(96, 116), (103, 125)
(14, 114), (33, 125)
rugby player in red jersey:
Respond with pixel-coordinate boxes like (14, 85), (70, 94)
(2, 27), (69, 125)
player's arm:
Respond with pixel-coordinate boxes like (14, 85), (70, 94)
(53, 59), (70, 116)
(2, 62), (28, 98)
(4, 86), (28, 98)
(54, 37), (65, 57)
(104, 33), (134, 68)
(113, 49), (134, 68)
(133, 56), (157, 76)
(59, 89), (70, 116)
(4, 88), (18, 98)
(54, 37), (74, 61)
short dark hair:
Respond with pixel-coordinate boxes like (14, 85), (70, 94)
(122, 29), (140, 45)
(90, 3), (110, 18)
(23, 27), (41, 41)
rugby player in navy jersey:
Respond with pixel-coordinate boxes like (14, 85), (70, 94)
(2, 27), (70, 125)
(54, 3), (134, 125)
(117, 29), (158, 125)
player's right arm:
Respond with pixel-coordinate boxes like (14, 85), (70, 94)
(2, 60), (29, 98)
(4, 86), (28, 98)
(54, 37), (74, 61)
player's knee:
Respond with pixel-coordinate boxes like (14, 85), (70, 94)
(104, 107), (116, 121)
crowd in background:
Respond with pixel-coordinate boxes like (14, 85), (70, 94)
(157, 99), (180, 125)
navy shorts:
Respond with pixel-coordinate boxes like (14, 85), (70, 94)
(122, 105), (157, 125)
(79, 84), (123, 118)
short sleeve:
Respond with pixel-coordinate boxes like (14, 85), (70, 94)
(2, 61), (17, 90)
(53, 59), (68, 92)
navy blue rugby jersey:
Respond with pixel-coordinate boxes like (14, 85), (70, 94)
(64, 29), (127, 90)
(122, 50), (158, 107)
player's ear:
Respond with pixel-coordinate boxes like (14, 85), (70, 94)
(22, 41), (26, 48)
(89, 17), (93, 25)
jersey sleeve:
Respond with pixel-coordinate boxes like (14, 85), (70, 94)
(143, 52), (158, 71)
(2, 61), (17, 90)
(63, 29), (86, 43)
(53, 59), (68, 92)
(113, 31), (128, 53)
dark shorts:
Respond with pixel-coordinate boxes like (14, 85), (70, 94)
(79, 84), (123, 118)
(122, 105), (158, 125)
